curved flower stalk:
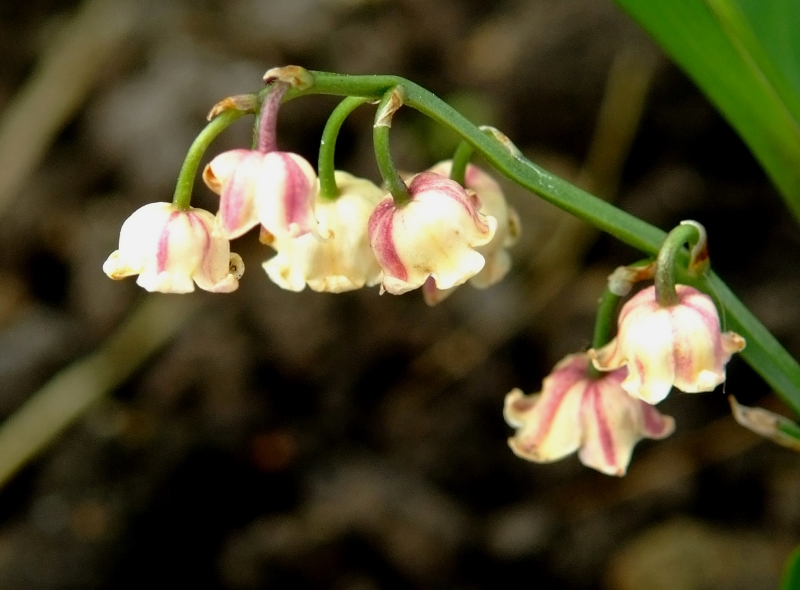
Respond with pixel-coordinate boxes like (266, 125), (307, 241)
(368, 171), (497, 295)
(263, 171), (384, 292)
(504, 353), (675, 476)
(422, 160), (520, 305)
(202, 149), (318, 240)
(590, 284), (746, 404)
(103, 202), (243, 294)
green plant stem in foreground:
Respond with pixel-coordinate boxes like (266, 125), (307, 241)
(275, 69), (800, 416)
(318, 96), (372, 200)
(172, 109), (245, 210)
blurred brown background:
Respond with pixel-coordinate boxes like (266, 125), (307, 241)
(0, 0), (798, 588)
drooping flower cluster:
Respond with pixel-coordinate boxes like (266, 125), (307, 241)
(102, 63), (523, 297)
(100, 71), (756, 481)
(104, 148), (518, 298)
(505, 280), (745, 476)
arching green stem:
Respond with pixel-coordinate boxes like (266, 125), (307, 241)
(318, 96), (372, 201)
(588, 287), (622, 379)
(172, 109), (245, 211)
(262, 68), (800, 417)
(277, 71), (665, 249)
(373, 88), (411, 206)
(655, 222), (703, 306)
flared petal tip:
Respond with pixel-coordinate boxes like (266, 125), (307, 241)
(722, 331), (746, 354)
(102, 251), (136, 280)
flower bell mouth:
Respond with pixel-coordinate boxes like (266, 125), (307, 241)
(589, 285), (746, 404)
(102, 202), (243, 294)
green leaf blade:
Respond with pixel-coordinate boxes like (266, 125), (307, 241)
(781, 545), (800, 590)
(614, 0), (800, 223)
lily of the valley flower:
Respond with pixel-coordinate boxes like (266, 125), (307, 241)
(504, 353), (675, 476)
(422, 161), (520, 304)
(263, 171), (384, 292)
(103, 202), (243, 293)
(589, 285), (745, 404)
(368, 171), (497, 295)
(202, 149), (317, 240)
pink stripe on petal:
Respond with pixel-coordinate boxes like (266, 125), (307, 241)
(156, 211), (181, 273)
(669, 307), (695, 378)
(368, 199), (408, 281)
(220, 158), (253, 233)
(633, 357), (646, 385)
(681, 296), (724, 357)
(528, 368), (583, 444)
(588, 382), (617, 468)
(187, 212), (212, 276)
(278, 154), (312, 234)
(409, 173), (484, 224)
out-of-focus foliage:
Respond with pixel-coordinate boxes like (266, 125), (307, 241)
(615, 0), (800, 222)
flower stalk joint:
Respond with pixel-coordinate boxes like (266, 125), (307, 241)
(654, 220), (707, 307)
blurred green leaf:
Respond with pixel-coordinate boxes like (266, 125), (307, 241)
(614, 0), (800, 223)
(781, 545), (800, 590)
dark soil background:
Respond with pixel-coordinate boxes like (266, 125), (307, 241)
(0, 0), (798, 589)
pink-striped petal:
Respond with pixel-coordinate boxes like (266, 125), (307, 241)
(504, 352), (675, 476)
(103, 202), (242, 294)
(368, 172), (496, 295)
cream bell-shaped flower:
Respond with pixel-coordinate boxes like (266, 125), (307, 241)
(103, 202), (243, 293)
(202, 149), (317, 240)
(263, 171), (384, 292)
(589, 285), (746, 404)
(368, 172), (497, 295)
(504, 353), (675, 476)
(422, 161), (520, 305)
